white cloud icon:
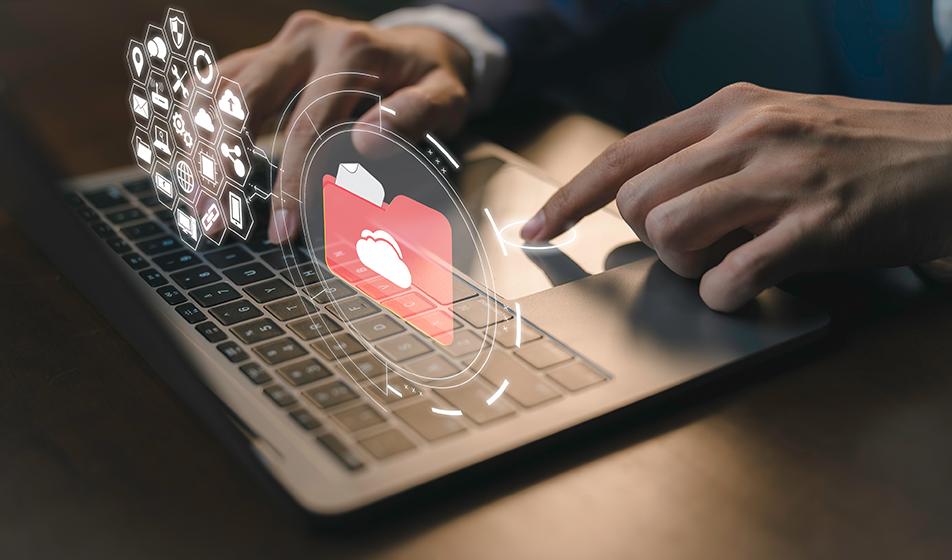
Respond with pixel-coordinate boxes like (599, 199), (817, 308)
(355, 229), (412, 289)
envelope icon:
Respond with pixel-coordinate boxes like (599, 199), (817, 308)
(323, 164), (454, 344)
(132, 93), (150, 119)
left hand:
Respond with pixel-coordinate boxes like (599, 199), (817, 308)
(521, 83), (952, 311)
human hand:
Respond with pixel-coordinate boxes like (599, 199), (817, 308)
(521, 83), (952, 311)
(218, 11), (473, 243)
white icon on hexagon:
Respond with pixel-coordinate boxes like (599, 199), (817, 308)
(170, 106), (196, 155)
(165, 9), (192, 56)
(129, 84), (151, 127)
(152, 164), (175, 209)
(215, 77), (248, 131)
(218, 88), (245, 120)
(190, 41), (217, 94)
(173, 198), (201, 250)
(147, 71), (171, 118)
(145, 24), (169, 71)
(167, 57), (192, 106)
(173, 155), (198, 202)
(190, 91), (219, 143)
(218, 130), (250, 186)
(356, 229), (412, 289)
(132, 129), (153, 173)
(127, 39), (150, 84)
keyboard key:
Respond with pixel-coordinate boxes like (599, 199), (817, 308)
(244, 278), (295, 303)
(170, 265), (221, 289)
(546, 362), (605, 391)
(246, 235), (280, 253)
(305, 278), (356, 303)
(515, 340), (573, 369)
(394, 400), (466, 441)
(311, 333), (366, 361)
(336, 354), (388, 382)
(137, 235), (180, 255)
(451, 277), (479, 303)
(352, 315), (405, 342)
(196, 321), (227, 343)
(254, 337), (307, 365)
(380, 291), (434, 317)
(281, 263), (321, 287)
(123, 177), (153, 194)
(217, 340), (249, 363)
(443, 330), (484, 358)
(65, 192), (85, 207)
(174, 302), (207, 324)
(316, 433), (363, 471)
(277, 358), (332, 387)
(90, 221), (116, 239)
(333, 404), (385, 433)
(480, 352), (560, 408)
(155, 209), (174, 223)
(305, 380), (358, 409)
(454, 297), (512, 328)
(156, 285), (186, 305)
(264, 385), (296, 407)
(120, 221), (163, 240)
(494, 319), (542, 348)
(355, 275), (408, 301)
(412, 310), (460, 337)
(359, 429), (416, 460)
(78, 206), (97, 221)
(404, 355), (457, 380)
(376, 334), (430, 363)
(139, 195), (163, 209)
(84, 187), (127, 209)
(264, 296), (317, 321)
(105, 207), (145, 224)
(260, 249), (305, 270)
(106, 237), (131, 254)
(239, 362), (271, 385)
(328, 296), (379, 322)
(210, 299), (263, 325)
(138, 268), (167, 287)
(287, 314), (342, 340)
(121, 252), (148, 270)
(231, 317), (283, 344)
(223, 262), (274, 286)
(437, 379), (516, 425)
(205, 246), (253, 268)
(289, 408), (322, 431)
(189, 282), (241, 308)
(154, 250), (201, 272)
(361, 379), (422, 404)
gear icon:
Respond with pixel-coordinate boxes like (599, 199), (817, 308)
(172, 110), (194, 150)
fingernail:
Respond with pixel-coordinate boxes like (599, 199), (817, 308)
(520, 211), (545, 241)
(269, 209), (298, 243)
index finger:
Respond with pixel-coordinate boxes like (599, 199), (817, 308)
(520, 102), (719, 242)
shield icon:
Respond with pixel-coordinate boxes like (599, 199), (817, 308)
(169, 16), (186, 49)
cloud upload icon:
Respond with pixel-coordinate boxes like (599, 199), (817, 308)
(356, 229), (412, 289)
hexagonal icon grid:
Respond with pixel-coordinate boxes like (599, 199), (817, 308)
(192, 141), (223, 196)
(151, 162), (176, 210)
(129, 83), (152, 128)
(215, 76), (249, 132)
(145, 70), (172, 121)
(149, 118), (174, 166)
(217, 129), (251, 188)
(222, 182), (254, 240)
(169, 104), (197, 157)
(126, 39), (150, 85)
(189, 90), (220, 144)
(189, 41), (218, 95)
(196, 191), (227, 245)
(131, 127), (155, 174)
(165, 55), (193, 107)
(164, 8), (193, 57)
(144, 24), (171, 73)
(172, 153), (199, 204)
(172, 197), (202, 250)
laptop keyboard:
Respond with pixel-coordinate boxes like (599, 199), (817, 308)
(67, 178), (609, 472)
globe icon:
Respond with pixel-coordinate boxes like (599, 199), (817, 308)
(175, 159), (195, 194)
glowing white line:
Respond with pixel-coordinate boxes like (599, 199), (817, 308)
(386, 384), (403, 398)
(304, 111), (321, 136)
(486, 379), (509, 406)
(425, 133), (460, 169)
(498, 220), (578, 251)
(483, 208), (508, 257)
(515, 303), (522, 348)
(379, 104), (396, 116)
(431, 407), (463, 417)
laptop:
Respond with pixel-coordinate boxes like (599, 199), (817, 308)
(0, 89), (828, 516)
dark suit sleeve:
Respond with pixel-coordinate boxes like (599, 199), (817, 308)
(437, 0), (701, 98)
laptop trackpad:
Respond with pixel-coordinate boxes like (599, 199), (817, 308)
(517, 258), (828, 389)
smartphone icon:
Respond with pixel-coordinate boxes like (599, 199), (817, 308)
(228, 191), (243, 229)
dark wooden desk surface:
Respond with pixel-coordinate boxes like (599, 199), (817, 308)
(4, 2), (952, 558)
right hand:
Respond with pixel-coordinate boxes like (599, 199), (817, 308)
(218, 10), (474, 243)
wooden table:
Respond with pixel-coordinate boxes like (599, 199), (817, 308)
(4, 2), (952, 558)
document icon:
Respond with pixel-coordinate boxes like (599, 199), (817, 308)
(324, 163), (454, 344)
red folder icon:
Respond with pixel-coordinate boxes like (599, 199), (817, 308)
(323, 165), (454, 345)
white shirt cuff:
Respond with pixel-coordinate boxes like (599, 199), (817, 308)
(373, 5), (509, 115)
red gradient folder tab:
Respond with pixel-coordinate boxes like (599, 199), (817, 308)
(323, 168), (454, 344)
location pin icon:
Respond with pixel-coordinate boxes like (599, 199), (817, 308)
(132, 46), (144, 76)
